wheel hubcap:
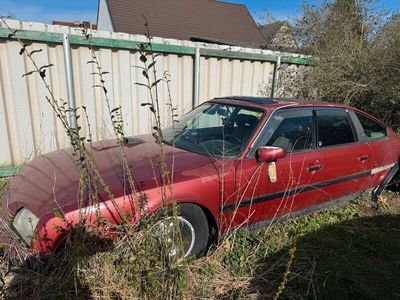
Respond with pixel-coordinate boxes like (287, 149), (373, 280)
(151, 216), (195, 258)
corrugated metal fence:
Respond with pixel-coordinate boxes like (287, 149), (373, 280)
(0, 19), (310, 173)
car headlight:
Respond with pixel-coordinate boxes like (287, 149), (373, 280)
(12, 208), (39, 245)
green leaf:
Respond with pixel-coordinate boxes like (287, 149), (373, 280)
(151, 79), (162, 88)
(135, 83), (149, 88)
(39, 69), (46, 79)
(30, 49), (43, 55)
(22, 70), (36, 77)
(133, 65), (146, 70)
(140, 55), (147, 63)
(39, 64), (54, 71)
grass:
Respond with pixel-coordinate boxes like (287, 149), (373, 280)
(1, 174), (400, 299)
(2, 213), (188, 299)
(0, 178), (9, 198)
(187, 191), (400, 299)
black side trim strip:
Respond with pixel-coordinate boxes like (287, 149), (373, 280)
(222, 170), (371, 212)
(240, 192), (360, 232)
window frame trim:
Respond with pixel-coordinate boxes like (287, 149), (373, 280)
(245, 106), (389, 158)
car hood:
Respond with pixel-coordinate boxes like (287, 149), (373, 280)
(2, 135), (218, 218)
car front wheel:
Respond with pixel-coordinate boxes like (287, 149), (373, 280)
(151, 203), (209, 258)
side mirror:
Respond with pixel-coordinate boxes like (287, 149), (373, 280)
(255, 146), (286, 164)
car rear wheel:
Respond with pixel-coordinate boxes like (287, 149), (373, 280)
(151, 203), (209, 258)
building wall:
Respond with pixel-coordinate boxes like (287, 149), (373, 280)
(0, 20), (310, 168)
(270, 24), (298, 51)
(97, 0), (114, 32)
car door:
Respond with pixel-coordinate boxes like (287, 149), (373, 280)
(314, 107), (373, 202)
(221, 107), (325, 230)
(352, 111), (396, 188)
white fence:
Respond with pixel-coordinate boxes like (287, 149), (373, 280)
(0, 19), (310, 171)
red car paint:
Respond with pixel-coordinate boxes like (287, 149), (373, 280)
(1, 97), (399, 252)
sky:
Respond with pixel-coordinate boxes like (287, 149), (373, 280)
(0, 0), (399, 25)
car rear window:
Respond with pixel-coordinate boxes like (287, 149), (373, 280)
(355, 112), (387, 140)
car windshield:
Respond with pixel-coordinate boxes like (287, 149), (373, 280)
(162, 102), (264, 158)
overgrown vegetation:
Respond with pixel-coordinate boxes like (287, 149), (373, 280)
(0, 17), (187, 299)
(293, 0), (400, 130)
(2, 170), (399, 299)
(1, 1), (400, 298)
(189, 192), (400, 299)
(0, 179), (8, 198)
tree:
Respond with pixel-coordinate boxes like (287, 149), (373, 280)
(294, 0), (400, 130)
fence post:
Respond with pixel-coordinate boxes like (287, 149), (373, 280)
(193, 47), (201, 108)
(271, 55), (281, 98)
(62, 33), (77, 129)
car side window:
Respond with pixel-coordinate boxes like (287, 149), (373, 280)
(355, 112), (387, 140)
(316, 108), (356, 147)
(265, 109), (314, 153)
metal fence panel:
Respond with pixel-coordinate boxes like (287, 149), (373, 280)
(0, 20), (309, 168)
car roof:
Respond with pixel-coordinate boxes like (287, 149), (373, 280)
(211, 96), (350, 110)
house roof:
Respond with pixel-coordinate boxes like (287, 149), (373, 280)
(52, 20), (97, 30)
(104, 0), (267, 48)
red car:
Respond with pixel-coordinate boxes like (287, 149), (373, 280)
(2, 97), (399, 257)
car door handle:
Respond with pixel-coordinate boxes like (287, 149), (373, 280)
(308, 163), (322, 172)
(359, 155), (369, 162)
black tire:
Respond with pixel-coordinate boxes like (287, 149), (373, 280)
(152, 203), (209, 258)
(177, 203), (209, 257)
